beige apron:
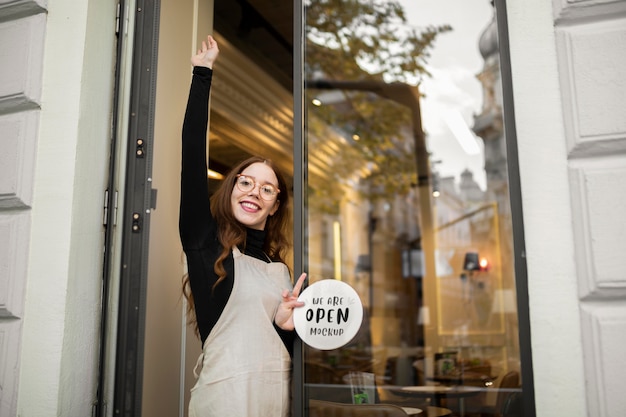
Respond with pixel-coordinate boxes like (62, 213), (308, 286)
(189, 247), (293, 417)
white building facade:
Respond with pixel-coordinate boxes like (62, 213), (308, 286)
(0, 0), (624, 416)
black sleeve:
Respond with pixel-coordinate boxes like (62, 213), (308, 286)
(180, 66), (214, 250)
(274, 323), (297, 358)
(180, 67), (234, 345)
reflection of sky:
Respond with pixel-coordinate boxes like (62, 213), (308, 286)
(399, 0), (494, 190)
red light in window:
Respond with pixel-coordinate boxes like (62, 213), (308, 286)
(479, 258), (490, 271)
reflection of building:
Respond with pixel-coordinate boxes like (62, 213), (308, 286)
(473, 9), (508, 214)
(473, 7), (519, 365)
(459, 169), (486, 203)
(475, 10), (505, 178)
(424, 10), (520, 372)
(471, 12), (517, 325)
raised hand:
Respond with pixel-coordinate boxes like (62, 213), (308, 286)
(191, 35), (219, 69)
(274, 273), (307, 331)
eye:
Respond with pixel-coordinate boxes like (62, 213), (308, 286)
(238, 176), (253, 187)
(261, 185), (275, 195)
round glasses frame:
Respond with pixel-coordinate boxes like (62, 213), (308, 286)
(235, 174), (280, 201)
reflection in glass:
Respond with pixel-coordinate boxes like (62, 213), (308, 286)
(303, 1), (522, 416)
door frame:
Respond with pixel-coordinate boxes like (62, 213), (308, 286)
(105, 1), (536, 416)
(111, 0), (161, 415)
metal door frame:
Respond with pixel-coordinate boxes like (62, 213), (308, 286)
(292, 0), (306, 415)
(111, 0), (161, 415)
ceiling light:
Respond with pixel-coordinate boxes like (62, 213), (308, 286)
(207, 169), (224, 180)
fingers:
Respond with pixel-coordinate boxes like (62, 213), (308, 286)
(205, 35), (218, 51)
(292, 273), (307, 297)
(277, 273), (307, 322)
(199, 36), (215, 54)
(282, 298), (304, 307)
(281, 299), (305, 311)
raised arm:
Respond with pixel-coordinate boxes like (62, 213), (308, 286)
(179, 36), (220, 249)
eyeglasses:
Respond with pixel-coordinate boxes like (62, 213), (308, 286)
(235, 174), (280, 200)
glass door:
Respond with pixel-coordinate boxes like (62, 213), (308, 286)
(302, 1), (525, 416)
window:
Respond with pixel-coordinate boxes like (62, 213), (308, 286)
(300, 1), (528, 416)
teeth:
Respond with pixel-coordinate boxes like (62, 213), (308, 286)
(241, 202), (259, 210)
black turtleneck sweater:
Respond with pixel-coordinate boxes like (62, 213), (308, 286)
(179, 66), (294, 352)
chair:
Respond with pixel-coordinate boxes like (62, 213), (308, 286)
(377, 387), (430, 410)
(493, 371), (520, 415)
(501, 391), (523, 417)
(309, 399), (409, 417)
(479, 370), (520, 417)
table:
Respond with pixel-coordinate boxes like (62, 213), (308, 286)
(392, 385), (481, 416)
(429, 371), (496, 387)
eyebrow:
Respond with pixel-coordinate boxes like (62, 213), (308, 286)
(240, 174), (279, 188)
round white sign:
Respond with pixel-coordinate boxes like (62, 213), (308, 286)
(293, 279), (364, 350)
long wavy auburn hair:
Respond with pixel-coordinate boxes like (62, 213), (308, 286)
(182, 156), (291, 335)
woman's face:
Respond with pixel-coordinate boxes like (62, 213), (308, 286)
(230, 162), (280, 230)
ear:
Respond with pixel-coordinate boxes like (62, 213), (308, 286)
(269, 200), (280, 216)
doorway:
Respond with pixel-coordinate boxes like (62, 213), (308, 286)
(111, 1), (532, 416)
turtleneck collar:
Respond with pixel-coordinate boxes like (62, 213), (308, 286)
(246, 227), (266, 250)
(238, 227), (268, 261)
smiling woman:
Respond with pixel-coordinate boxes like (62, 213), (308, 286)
(179, 36), (307, 417)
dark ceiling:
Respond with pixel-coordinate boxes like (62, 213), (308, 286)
(207, 0), (295, 180)
(214, 0), (294, 91)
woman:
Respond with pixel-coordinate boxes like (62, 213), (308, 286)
(180, 35), (306, 416)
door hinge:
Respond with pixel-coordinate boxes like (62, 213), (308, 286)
(115, 2), (121, 35)
(103, 190), (119, 227)
(115, 2), (129, 37)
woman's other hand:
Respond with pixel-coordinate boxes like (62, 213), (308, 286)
(191, 35), (219, 69)
(275, 273), (307, 331)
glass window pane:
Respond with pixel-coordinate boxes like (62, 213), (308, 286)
(303, 1), (523, 416)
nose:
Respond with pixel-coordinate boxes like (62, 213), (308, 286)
(247, 183), (262, 196)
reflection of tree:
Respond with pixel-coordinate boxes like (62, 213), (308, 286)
(305, 0), (451, 210)
(305, 0), (450, 83)
(307, 105), (417, 214)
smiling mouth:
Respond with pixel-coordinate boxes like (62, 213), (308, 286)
(241, 201), (260, 211)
